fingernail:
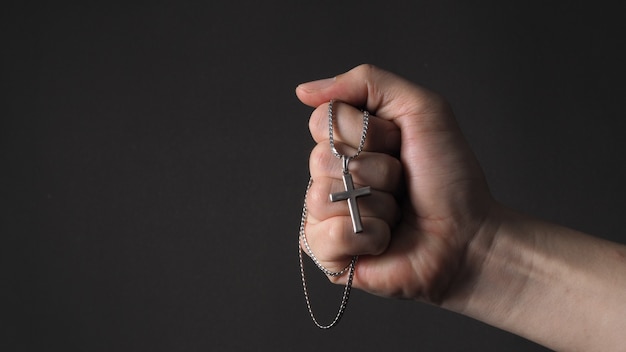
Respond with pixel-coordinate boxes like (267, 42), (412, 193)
(297, 77), (335, 92)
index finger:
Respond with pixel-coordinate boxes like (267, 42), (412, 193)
(308, 101), (401, 155)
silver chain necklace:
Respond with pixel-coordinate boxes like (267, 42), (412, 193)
(299, 100), (370, 329)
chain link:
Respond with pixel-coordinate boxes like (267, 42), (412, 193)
(328, 100), (369, 162)
(299, 177), (357, 329)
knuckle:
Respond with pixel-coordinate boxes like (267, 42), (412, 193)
(326, 217), (350, 247)
(353, 63), (378, 77)
(306, 181), (329, 212)
(309, 144), (333, 175)
(308, 104), (328, 142)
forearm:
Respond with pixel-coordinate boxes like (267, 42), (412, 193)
(443, 204), (626, 351)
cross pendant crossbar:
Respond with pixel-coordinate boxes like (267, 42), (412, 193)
(329, 172), (371, 233)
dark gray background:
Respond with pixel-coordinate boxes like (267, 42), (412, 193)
(2, 1), (625, 351)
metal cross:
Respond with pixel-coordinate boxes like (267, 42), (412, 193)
(330, 172), (371, 233)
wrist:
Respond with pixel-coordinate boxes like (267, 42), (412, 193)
(439, 202), (544, 328)
(441, 202), (626, 351)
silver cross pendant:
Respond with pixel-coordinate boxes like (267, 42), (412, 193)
(329, 157), (371, 233)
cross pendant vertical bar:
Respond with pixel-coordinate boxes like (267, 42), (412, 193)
(329, 172), (371, 233)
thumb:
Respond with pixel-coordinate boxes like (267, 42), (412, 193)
(295, 64), (447, 125)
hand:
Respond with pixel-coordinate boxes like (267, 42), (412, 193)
(296, 64), (495, 303)
(297, 65), (626, 351)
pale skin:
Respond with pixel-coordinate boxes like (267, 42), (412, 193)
(296, 64), (626, 352)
